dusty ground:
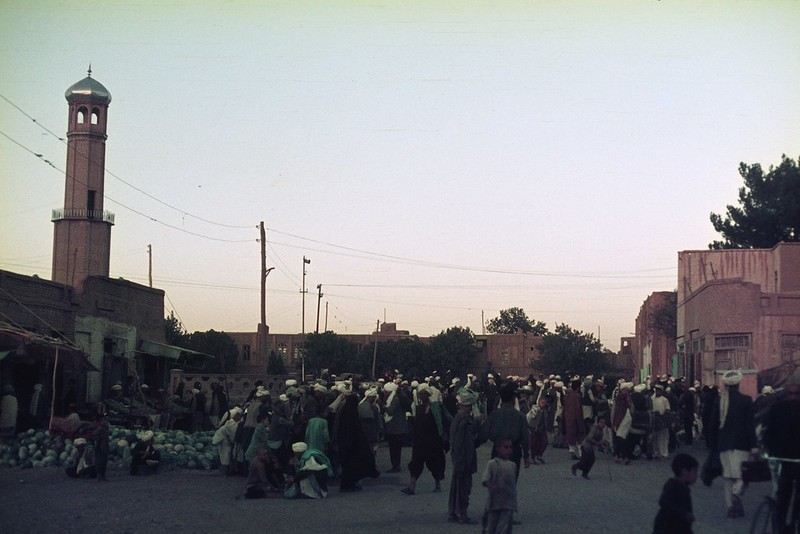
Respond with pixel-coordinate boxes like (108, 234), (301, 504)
(0, 441), (764, 534)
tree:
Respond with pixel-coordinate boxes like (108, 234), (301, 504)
(304, 331), (360, 376)
(267, 350), (287, 375)
(184, 330), (238, 373)
(536, 323), (605, 376)
(486, 307), (548, 336)
(426, 326), (478, 377)
(709, 154), (800, 249)
(650, 291), (677, 340)
(164, 311), (188, 346)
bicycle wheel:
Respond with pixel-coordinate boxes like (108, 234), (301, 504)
(750, 497), (776, 534)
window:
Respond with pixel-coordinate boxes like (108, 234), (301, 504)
(241, 344), (251, 361)
(715, 335), (750, 349)
(91, 107), (100, 125)
(277, 343), (288, 355)
(782, 334), (800, 364)
(77, 107), (87, 124)
(87, 190), (96, 213)
(714, 334), (751, 369)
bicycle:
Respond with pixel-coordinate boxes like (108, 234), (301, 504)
(750, 455), (800, 534)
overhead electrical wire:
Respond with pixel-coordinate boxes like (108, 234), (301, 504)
(4, 95), (677, 284)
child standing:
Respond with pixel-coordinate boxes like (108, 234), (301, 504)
(652, 453), (699, 534)
(526, 398), (549, 464)
(570, 416), (607, 479)
(448, 387), (481, 524)
(482, 438), (517, 534)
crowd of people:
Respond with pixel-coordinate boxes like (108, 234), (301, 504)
(2, 367), (798, 533)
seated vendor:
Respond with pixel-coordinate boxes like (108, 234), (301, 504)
(283, 441), (333, 499)
(130, 430), (160, 475)
(65, 438), (96, 479)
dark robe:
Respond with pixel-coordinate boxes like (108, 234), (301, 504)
(334, 395), (379, 490)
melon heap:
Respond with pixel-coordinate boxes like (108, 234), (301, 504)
(0, 427), (220, 471)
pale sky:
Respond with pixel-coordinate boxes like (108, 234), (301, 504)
(1, 0), (798, 350)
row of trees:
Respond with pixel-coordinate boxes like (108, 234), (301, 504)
(163, 308), (610, 378)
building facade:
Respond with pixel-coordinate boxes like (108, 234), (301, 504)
(633, 291), (676, 382)
(676, 242), (800, 395)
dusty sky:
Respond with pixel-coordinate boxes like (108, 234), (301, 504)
(1, 0), (798, 349)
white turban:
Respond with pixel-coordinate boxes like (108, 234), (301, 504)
(139, 431), (154, 442)
(634, 384), (647, 393)
(384, 382), (398, 393)
(292, 442), (308, 453)
(722, 370), (743, 386)
(410, 380), (419, 388)
(313, 383), (328, 393)
(74, 438), (87, 446)
(364, 388), (379, 398)
(620, 382), (634, 390)
(285, 379), (298, 387)
(761, 386), (774, 395)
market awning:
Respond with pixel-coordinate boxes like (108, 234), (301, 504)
(139, 340), (215, 361)
(0, 327), (98, 371)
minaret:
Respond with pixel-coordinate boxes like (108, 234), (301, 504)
(51, 68), (114, 291)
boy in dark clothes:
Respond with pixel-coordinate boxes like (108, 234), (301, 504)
(653, 453), (699, 534)
(570, 416), (607, 479)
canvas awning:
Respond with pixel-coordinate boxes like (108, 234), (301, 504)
(0, 326), (98, 371)
(139, 340), (214, 361)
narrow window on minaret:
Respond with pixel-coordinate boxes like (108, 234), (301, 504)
(91, 108), (99, 125)
(77, 107), (87, 124)
(88, 190), (96, 216)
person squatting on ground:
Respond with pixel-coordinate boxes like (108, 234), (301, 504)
(283, 441), (333, 499)
(447, 386), (482, 524)
(65, 437), (97, 478)
(652, 453), (699, 534)
(571, 416), (607, 479)
(244, 406), (283, 498)
(482, 438), (517, 534)
(129, 430), (160, 475)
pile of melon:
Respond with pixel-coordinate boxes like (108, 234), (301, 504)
(0, 427), (219, 472)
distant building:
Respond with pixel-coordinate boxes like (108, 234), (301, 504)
(474, 331), (543, 379)
(676, 242), (800, 395)
(633, 291), (676, 382)
(230, 322), (414, 375)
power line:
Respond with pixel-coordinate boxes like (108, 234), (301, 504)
(0, 93), (254, 230)
(1, 129), (255, 243)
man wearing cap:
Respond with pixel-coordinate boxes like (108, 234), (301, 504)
(709, 369), (757, 518)
(447, 387), (481, 524)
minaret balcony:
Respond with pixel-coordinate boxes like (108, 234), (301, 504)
(51, 208), (115, 225)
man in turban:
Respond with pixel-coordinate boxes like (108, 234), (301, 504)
(708, 369), (757, 518)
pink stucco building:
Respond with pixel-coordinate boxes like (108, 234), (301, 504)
(676, 242), (800, 395)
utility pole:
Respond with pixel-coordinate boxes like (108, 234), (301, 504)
(147, 244), (153, 288)
(324, 301), (328, 332)
(315, 284), (323, 333)
(301, 256), (310, 381)
(259, 221), (274, 366)
(481, 310), (485, 335)
(371, 319), (379, 380)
